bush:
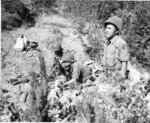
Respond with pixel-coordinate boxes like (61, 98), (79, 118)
(2, 0), (37, 30)
(125, 2), (150, 69)
(76, 75), (150, 123)
(30, 0), (57, 14)
(1, 0), (58, 31)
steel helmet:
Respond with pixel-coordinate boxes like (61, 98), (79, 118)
(53, 42), (62, 52)
(104, 16), (123, 31)
(62, 53), (75, 63)
(61, 53), (76, 68)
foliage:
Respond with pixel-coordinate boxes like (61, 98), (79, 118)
(29, 0), (57, 15)
(1, 0), (37, 30)
(0, 54), (49, 122)
(1, 0), (57, 30)
(124, 2), (150, 69)
(1, 1), (150, 122)
(47, 90), (78, 122)
(0, 54), (77, 122)
(0, 88), (22, 122)
(1, 72), (150, 122)
(77, 75), (150, 123)
(22, 54), (49, 122)
(86, 30), (104, 62)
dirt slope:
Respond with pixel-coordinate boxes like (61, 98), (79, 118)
(1, 15), (89, 88)
(1, 13), (150, 122)
(1, 14), (150, 92)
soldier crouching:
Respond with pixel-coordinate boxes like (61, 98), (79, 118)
(61, 53), (95, 89)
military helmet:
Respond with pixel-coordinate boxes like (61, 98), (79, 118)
(61, 54), (75, 70)
(104, 16), (123, 31)
(53, 42), (62, 52)
(62, 53), (75, 63)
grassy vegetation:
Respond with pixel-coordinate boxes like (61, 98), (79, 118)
(1, 0), (56, 30)
(1, 0), (150, 122)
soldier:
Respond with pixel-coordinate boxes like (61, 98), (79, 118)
(61, 53), (95, 88)
(101, 16), (130, 79)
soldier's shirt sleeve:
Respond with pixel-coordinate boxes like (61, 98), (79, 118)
(118, 42), (130, 62)
(72, 62), (80, 80)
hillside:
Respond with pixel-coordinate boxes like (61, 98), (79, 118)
(1, 0), (150, 122)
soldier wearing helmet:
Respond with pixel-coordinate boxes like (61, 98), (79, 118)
(61, 53), (95, 88)
(102, 16), (130, 79)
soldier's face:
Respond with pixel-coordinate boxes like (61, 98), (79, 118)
(104, 24), (118, 40)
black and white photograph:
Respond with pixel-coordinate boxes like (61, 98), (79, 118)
(1, 0), (150, 122)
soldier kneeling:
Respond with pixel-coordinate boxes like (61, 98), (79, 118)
(61, 53), (95, 89)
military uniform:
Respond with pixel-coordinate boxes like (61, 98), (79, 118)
(101, 35), (130, 76)
(102, 35), (129, 68)
(102, 16), (130, 78)
(61, 53), (94, 86)
(72, 62), (92, 83)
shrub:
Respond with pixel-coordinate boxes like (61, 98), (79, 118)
(1, 0), (57, 30)
(2, 0), (37, 30)
(77, 75), (150, 123)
